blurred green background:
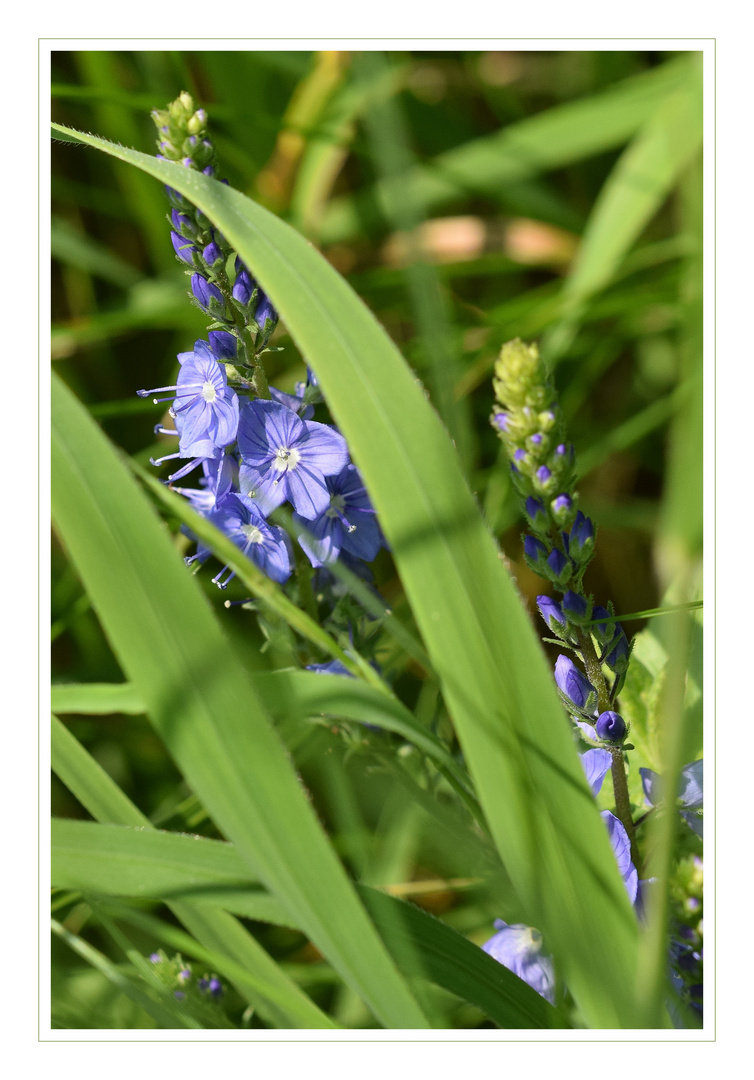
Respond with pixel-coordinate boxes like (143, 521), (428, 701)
(51, 48), (703, 1028)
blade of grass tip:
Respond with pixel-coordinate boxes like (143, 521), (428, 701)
(584, 601), (703, 625)
(51, 917), (199, 1030)
(356, 50), (473, 472)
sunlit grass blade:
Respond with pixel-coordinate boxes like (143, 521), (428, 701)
(49, 122), (645, 1027)
(51, 714), (339, 1029)
(52, 683), (145, 715)
(51, 372), (430, 1029)
(52, 819), (568, 1029)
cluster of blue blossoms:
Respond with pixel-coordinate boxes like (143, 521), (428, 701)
(141, 95), (384, 597)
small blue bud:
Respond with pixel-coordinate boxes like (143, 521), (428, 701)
(203, 241), (224, 267)
(208, 977), (223, 998)
(171, 231), (197, 266)
(198, 978), (209, 992)
(232, 267), (255, 305)
(590, 605), (615, 647)
(536, 465), (551, 484)
(202, 165), (216, 177)
(493, 411), (510, 432)
(561, 590), (589, 623)
(523, 535), (549, 575)
(174, 990), (186, 1000)
(554, 442), (574, 463)
(538, 409), (557, 432)
(596, 710), (627, 743)
(605, 630), (630, 675)
(191, 273), (226, 316)
(255, 291), (278, 332)
(525, 496), (549, 533)
(545, 547), (571, 587)
(149, 953), (160, 963)
(569, 511), (595, 562)
(550, 493), (576, 528)
(536, 594), (566, 633)
(554, 655), (596, 711)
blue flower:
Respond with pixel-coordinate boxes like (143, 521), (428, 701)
(203, 493), (292, 587)
(481, 920), (556, 1004)
(306, 659), (352, 677)
(554, 655), (596, 712)
(293, 463), (384, 567)
(138, 339), (239, 454)
(639, 761), (703, 838)
(237, 399), (349, 518)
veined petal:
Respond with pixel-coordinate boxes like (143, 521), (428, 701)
(580, 748), (612, 797)
(602, 810), (638, 904)
(301, 421), (350, 476)
(286, 462), (331, 519)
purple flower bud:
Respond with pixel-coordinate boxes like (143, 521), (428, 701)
(232, 267), (254, 305)
(181, 156), (194, 168)
(255, 291), (278, 331)
(554, 442), (573, 463)
(535, 465), (551, 484)
(590, 605), (615, 647)
(605, 629), (630, 674)
(171, 231), (197, 265)
(524, 536), (548, 566)
(596, 710), (627, 742)
(198, 978), (209, 992)
(569, 511), (595, 561)
(203, 241), (224, 266)
(208, 330), (238, 361)
(514, 448), (528, 464)
(536, 594), (566, 632)
(545, 547), (571, 586)
(561, 590), (588, 622)
(191, 273), (226, 316)
(202, 165), (216, 177)
(493, 411), (509, 432)
(174, 990), (186, 1000)
(525, 496), (549, 532)
(208, 977), (223, 998)
(551, 493), (576, 528)
(554, 655), (595, 711)
(149, 953), (160, 963)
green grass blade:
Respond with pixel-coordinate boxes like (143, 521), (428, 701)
(52, 819), (568, 1029)
(52, 683), (146, 715)
(319, 55), (697, 244)
(51, 714), (338, 1029)
(49, 123), (643, 1027)
(51, 372), (429, 1029)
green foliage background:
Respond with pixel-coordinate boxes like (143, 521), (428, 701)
(51, 48), (703, 1031)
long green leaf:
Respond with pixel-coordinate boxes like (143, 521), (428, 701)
(319, 56), (696, 244)
(50, 123), (644, 1026)
(51, 374), (429, 1029)
(51, 715), (335, 1029)
(52, 819), (569, 1029)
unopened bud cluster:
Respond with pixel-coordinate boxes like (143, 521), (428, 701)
(152, 94), (278, 370)
(492, 340), (594, 594)
(147, 950), (229, 1026)
(492, 338), (633, 742)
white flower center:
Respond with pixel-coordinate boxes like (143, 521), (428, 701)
(272, 446), (301, 473)
(201, 381), (217, 403)
(241, 524), (264, 544)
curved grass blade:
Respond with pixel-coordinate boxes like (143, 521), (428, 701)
(52, 819), (569, 1030)
(51, 374), (429, 1029)
(51, 715), (336, 1029)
